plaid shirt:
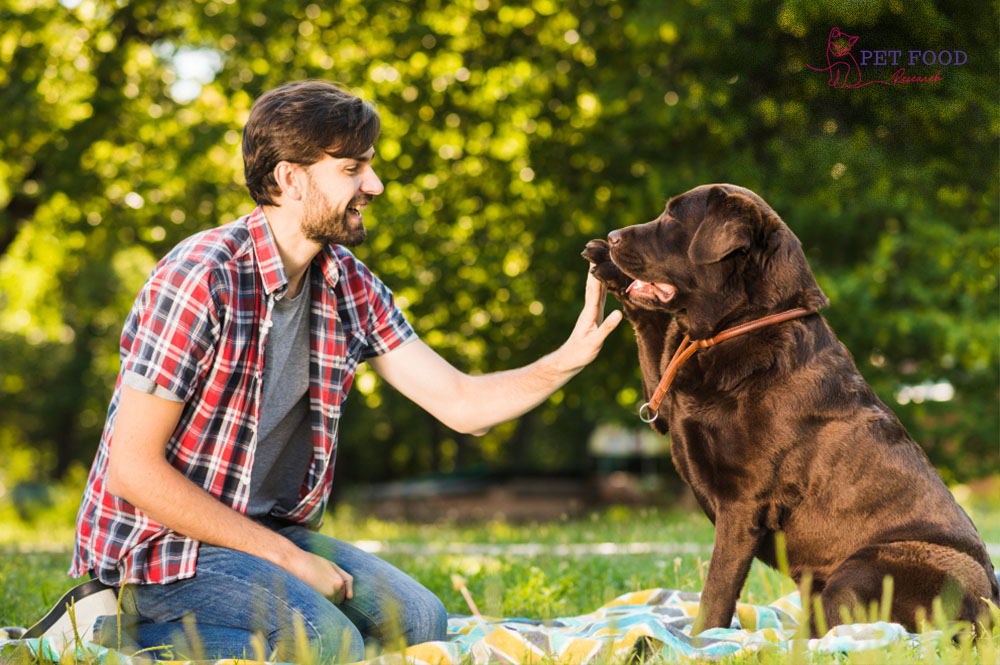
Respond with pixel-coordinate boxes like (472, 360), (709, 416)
(71, 207), (415, 585)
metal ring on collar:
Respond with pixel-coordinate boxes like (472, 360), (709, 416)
(638, 402), (657, 423)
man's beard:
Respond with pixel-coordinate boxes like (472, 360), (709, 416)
(301, 173), (369, 247)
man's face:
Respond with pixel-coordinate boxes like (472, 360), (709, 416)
(300, 147), (383, 247)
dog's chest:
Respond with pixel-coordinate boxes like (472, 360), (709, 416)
(667, 402), (752, 503)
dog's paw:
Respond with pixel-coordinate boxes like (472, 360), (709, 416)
(582, 239), (631, 296)
(581, 238), (611, 265)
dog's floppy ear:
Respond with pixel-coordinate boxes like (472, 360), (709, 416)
(688, 187), (761, 265)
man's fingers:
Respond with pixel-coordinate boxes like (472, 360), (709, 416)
(598, 310), (623, 337)
(333, 579), (347, 604)
(584, 272), (603, 306)
(343, 572), (354, 600)
(333, 563), (353, 601)
(583, 272), (608, 321)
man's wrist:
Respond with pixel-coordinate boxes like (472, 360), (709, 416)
(257, 528), (300, 570)
(547, 343), (584, 377)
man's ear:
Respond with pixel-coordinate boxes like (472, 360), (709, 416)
(272, 161), (305, 202)
(687, 187), (760, 265)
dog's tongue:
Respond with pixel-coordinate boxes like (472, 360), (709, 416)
(626, 279), (676, 303)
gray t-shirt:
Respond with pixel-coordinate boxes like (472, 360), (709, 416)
(123, 269), (314, 517)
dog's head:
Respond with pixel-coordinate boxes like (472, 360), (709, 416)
(608, 184), (828, 339)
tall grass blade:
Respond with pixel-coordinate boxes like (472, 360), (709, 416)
(812, 594), (828, 637)
(879, 575), (894, 624)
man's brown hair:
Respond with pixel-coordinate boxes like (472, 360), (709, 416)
(242, 81), (380, 206)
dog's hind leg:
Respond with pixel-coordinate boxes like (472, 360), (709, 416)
(817, 556), (884, 630)
(820, 542), (997, 633)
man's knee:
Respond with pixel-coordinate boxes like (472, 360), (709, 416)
(277, 604), (364, 664)
(314, 617), (365, 664)
(401, 591), (448, 645)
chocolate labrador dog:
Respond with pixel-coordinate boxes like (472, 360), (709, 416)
(583, 184), (998, 635)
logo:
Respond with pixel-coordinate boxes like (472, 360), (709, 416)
(808, 27), (966, 88)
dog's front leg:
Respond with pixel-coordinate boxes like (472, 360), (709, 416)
(630, 312), (674, 432)
(583, 239), (673, 431)
(692, 512), (762, 634)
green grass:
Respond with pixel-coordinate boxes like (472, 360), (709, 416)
(315, 504), (786, 619)
(0, 505), (721, 627)
(2, 491), (999, 664)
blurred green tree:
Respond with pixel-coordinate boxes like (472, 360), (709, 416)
(0, 0), (996, 491)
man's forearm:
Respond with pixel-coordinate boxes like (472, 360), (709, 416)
(453, 346), (578, 434)
(370, 274), (621, 436)
(109, 457), (297, 569)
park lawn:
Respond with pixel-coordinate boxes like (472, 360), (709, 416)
(2, 499), (1000, 664)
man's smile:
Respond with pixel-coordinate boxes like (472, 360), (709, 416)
(346, 196), (371, 223)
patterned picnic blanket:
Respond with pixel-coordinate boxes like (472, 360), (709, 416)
(4, 581), (992, 664)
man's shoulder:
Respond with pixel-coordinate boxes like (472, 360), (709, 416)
(151, 217), (255, 286)
(162, 217), (254, 269)
(131, 217), (259, 316)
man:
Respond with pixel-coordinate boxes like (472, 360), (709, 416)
(32, 81), (622, 661)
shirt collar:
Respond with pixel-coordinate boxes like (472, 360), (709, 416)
(248, 206), (342, 295)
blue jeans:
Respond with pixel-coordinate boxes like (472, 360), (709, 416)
(97, 520), (447, 662)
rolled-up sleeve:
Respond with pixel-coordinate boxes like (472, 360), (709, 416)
(361, 272), (416, 359)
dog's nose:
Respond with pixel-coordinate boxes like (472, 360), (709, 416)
(608, 230), (622, 246)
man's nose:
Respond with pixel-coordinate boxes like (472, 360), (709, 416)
(608, 230), (622, 247)
(362, 167), (384, 196)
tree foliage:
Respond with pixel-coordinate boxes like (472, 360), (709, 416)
(0, 0), (996, 490)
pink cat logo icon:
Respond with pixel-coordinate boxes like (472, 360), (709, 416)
(808, 27), (864, 88)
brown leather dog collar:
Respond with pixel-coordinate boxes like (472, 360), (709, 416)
(638, 307), (815, 423)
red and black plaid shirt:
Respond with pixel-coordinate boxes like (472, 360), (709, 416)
(71, 207), (414, 585)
